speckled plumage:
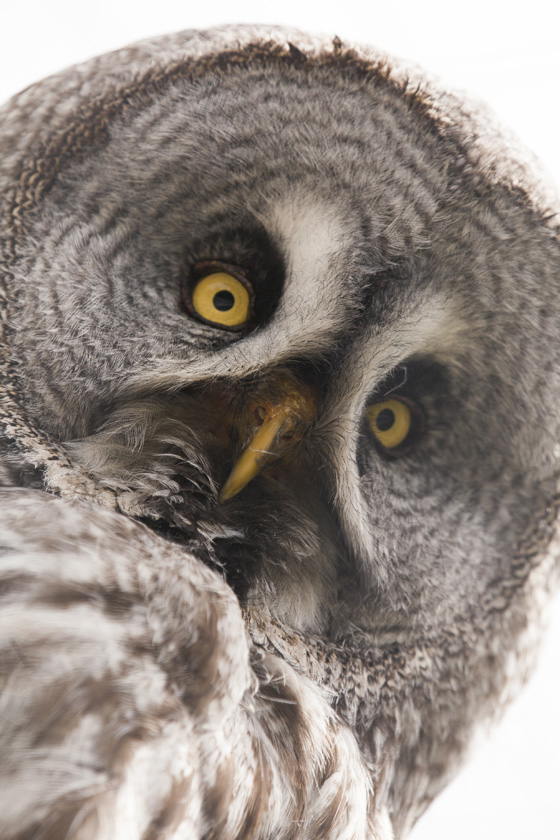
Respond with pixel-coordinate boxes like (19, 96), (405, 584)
(0, 24), (559, 840)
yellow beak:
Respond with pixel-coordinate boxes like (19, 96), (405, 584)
(219, 377), (317, 502)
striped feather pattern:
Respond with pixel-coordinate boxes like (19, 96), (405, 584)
(0, 24), (559, 840)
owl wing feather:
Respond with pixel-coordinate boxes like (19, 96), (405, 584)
(0, 487), (381, 840)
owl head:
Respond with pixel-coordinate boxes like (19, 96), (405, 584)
(1, 25), (559, 832)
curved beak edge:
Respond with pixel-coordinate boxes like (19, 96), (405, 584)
(219, 381), (317, 502)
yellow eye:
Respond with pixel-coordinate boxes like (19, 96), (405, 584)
(189, 271), (251, 329)
(367, 398), (413, 450)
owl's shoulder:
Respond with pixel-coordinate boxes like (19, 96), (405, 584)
(0, 485), (380, 839)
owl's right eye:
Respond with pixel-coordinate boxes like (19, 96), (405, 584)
(184, 262), (254, 331)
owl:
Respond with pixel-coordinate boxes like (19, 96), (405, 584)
(0, 23), (559, 840)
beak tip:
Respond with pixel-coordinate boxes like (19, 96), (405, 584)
(218, 485), (234, 503)
(218, 471), (248, 503)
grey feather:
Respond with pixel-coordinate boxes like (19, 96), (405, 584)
(0, 24), (559, 839)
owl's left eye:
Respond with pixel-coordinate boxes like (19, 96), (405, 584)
(184, 262), (254, 331)
(367, 396), (424, 455)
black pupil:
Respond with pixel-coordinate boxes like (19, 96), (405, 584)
(376, 408), (395, 431)
(213, 290), (235, 311)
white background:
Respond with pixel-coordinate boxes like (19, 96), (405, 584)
(1, 2), (559, 838)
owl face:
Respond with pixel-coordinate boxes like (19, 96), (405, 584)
(9, 44), (560, 636)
